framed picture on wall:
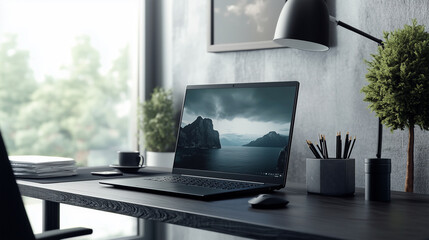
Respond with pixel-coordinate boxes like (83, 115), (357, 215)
(207, 0), (287, 52)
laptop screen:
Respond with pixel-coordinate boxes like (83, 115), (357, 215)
(173, 82), (299, 182)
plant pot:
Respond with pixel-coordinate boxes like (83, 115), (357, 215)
(145, 151), (175, 169)
(365, 158), (391, 201)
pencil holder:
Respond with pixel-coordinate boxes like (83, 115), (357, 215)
(306, 158), (355, 196)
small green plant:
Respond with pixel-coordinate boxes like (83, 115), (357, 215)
(139, 88), (176, 152)
(361, 19), (429, 192)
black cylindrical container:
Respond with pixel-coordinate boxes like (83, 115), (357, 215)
(365, 158), (391, 201)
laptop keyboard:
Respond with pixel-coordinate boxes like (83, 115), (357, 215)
(145, 175), (261, 190)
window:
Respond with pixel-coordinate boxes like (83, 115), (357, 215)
(0, 0), (141, 238)
(0, 0), (139, 166)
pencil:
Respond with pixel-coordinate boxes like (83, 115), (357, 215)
(323, 135), (329, 159)
(339, 132), (342, 159)
(347, 136), (352, 158)
(306, 140), (316, 158)
(319, 135), (324, 158)
(336, 132), (341, 159)
(347, 136), (356, 159)
(343, 132), (350, 159)
(306, 140), (321, 159)
(311, 143), (322, 159)
(316, 143), (323, 158)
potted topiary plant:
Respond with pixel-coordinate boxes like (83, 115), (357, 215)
(361, 19), (429, 192)
(139, 88), (176, 168)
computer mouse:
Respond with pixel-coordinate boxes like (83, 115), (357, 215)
(248, 194), (289, 209)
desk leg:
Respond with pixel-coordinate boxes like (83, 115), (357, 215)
(43, 201), (60, 231)
(139, 219), (165, 240)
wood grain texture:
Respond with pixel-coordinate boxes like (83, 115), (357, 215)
(18, 174), (429, 240)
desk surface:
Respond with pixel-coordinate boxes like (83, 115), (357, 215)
(18, 168), (429, 240)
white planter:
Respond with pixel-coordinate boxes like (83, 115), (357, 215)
(145, 151), (175, 169)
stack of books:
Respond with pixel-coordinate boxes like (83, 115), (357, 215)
(9, 155), (77, 178)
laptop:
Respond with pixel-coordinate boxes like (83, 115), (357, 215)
(100, 81), (299, 199)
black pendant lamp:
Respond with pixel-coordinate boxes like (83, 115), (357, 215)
(273, 0), (330, 51)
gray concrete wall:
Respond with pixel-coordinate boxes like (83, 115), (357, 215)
(150, 1), (429, 238)
(158, 0), (429, 193)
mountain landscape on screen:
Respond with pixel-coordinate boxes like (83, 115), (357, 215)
(177, 117), (288, 149)
(177, 116), (221, 149)
(243, 131), (288, 148)
(174, 86), (296, 176)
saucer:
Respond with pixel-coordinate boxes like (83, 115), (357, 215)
(109, 164), (144, 173)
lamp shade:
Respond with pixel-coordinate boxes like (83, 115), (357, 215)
(273, 0), (330, 51)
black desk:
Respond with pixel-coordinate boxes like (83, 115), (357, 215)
(17, 168), (429, 240)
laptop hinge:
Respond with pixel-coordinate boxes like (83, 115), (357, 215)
(181, 174), (264, 185)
